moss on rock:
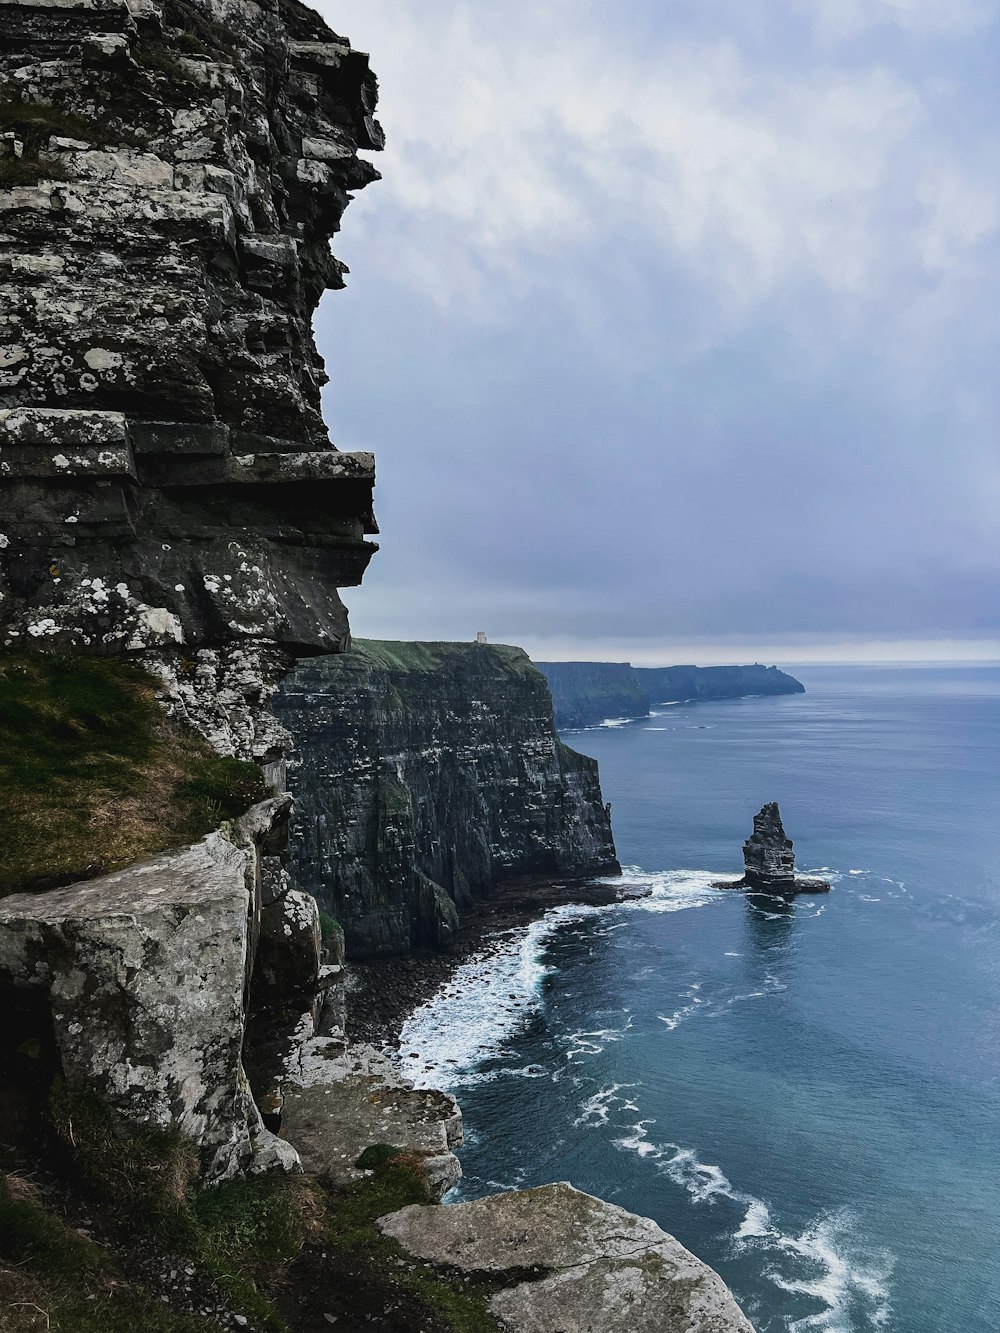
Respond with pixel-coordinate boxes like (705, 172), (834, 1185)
(0, 653), (268, 896)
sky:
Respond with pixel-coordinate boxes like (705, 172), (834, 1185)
(312, 0), (1000, 666)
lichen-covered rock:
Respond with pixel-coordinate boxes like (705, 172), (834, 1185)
(0, 0), (381, 656)
(379, 1182), (757, 1332)
(272, 640), (621, 958)
(0, 797), (298, 1180)
(278, 1035), (463, 1200)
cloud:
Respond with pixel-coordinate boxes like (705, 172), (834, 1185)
(316, 0), (1000, 659)
(329, 0), (997, 348)
(799, 0), (997, 41)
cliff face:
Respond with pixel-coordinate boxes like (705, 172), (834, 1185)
(536, 660), (805, 729)
(0, 0), (384, 1180)
(536, 660), (649, 730)
(272, 640), (621, 958)
(638, 663), (805, 704)
(0, 0), (381, 660)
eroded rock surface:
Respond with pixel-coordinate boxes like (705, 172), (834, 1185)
(379, 1182), (757, 1332)
(0, 0), (381, 656)
(718, 802), (830, 895)
(0, 798), (298, 1179)
(273, 639), (621, 958)
(279, 1036), (463, 1200)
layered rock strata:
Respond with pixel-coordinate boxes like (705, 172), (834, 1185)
(537, 661), (805, 730)
(0, 0), (383, 1176)
(718, 802), (830, 895)
(0, 0), (381, 660)
(273, 639), (621, 958)
(379, 1182), (756, 1332)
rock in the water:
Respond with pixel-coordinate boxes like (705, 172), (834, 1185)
(719, 802), (830, 895)
(378, 1181), (757, 1332)
(743, 802), (796, 886)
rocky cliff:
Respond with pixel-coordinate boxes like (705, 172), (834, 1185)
(535, 659), (650, 730)
(637, 663), (805, 705)
(536, 660), (804, 729)
(0, 3), (759, 1326)
(0, 0), (381, 673)
(273, 639), (621, 958)
(0, 0), (385, 1186)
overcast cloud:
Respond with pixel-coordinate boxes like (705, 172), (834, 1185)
(313, 0), (999, 663)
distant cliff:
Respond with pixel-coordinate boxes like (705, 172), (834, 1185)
(637, 664), (805, 705)
(273, 641), (620, 958)
(535, 661), (805, 729)
(535, 661), (649, 730)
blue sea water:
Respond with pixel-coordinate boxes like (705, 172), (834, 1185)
(397, 665), (1000, 1333)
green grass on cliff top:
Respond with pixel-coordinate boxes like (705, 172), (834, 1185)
(1, 1122), (501, 1332)
(0, 653), (266, 897)
(352, 638), (538, 676)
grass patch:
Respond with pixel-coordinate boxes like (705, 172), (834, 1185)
(0, 1173), (209, 1333)
(296, 1161), (500, 1332)
(1, 1145), (501, 1332)
(0, 652), (267, 896)
(353, 638), (537, 678)
(353, 1143), (404, 1172)
(48, 1084), (200, 1247)
(163, 0), (238, 59)
(0, 157), (69, 187)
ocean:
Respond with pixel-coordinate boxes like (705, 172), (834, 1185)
(395, 664), (1000, 1333)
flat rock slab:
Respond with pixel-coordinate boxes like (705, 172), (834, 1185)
(379, 1182), (756, 1332)
(279, 1037), (463, 1198)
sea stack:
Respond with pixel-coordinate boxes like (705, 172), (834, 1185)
(723, 802), (830, 894)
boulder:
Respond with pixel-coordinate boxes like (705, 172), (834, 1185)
(378, 1181), (757, 1331)
(0, 798), (299, 1181)
(278, 1036), (463, 1201)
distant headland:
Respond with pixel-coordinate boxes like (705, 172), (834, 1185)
(533, 661), (805, 730)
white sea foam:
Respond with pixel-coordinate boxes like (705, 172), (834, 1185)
(610, 1117), (893, 1333)
(573, 1082), (637, 1128)
(658, 983), (704, 1031)
(396, 867), (726, 1088)
(563, 1013), (634, 1059)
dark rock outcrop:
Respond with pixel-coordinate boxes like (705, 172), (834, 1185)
(0, 0), (381, 659)
(638, 663), (805, 705)
(719, 802), (830, 895)
(272, 640), (621, 958)
(536, 661), (804, 730)
(535, 660), (649, 730)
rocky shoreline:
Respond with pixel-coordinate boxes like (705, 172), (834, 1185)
(346, 873), (641, 1049)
